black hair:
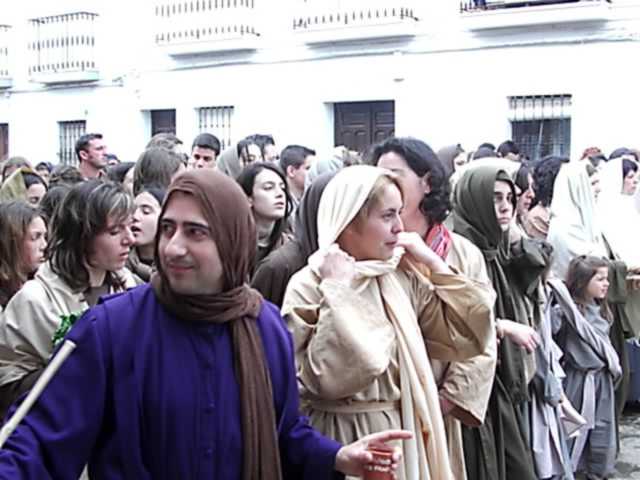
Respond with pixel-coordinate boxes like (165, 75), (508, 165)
(22, 172), (47, 190)
(236, 162), (292, 258)
(49, 165), (84, 187)
(622, 158), (638, 179)
(39, 184), (72, 224)
(133, 147), (184, 196)
(497, 140), (520, 158)
(279, 145), (316, 172)
(35, 161), (53, 173)
(136, 184), (167, 207)
(478, 142), (496, 151)
(191, 133), (221, 156)
(106, 161), (136, 184)
(532, 155), (569, 207)
(609, 147), (632, 161)
(74, 133), (103, 161)
(371, 137), (451, 225)
(237, 134), (276, 160)
(514, 162), (531, 193)
(473, 146), (496, 160)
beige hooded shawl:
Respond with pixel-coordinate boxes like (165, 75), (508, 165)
(282, 165), (494, 480)
(0, 262), (136, 387)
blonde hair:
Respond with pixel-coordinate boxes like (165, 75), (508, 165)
(354, 173), (402, 222)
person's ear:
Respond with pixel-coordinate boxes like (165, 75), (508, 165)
(420, 172), (432, 195)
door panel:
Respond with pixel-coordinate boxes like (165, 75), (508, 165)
(151, 109), (176, 136)
(335, 101), (394, 154)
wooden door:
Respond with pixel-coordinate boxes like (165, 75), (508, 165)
(0, 123), (8, 160)
(151, 109), (176, 136)
(334, 101), (394, 154)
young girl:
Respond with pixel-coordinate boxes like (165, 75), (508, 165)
(550, 255), (621, 479)
(128, 185), (166, 283)
(0, 201), (47, 310)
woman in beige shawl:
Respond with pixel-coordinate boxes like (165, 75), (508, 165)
(282, 165), (495, 479)
(0, 180), (136, 417)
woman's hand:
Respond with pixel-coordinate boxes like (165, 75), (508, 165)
(334, 429), (412, 478)
(497, 319), (540, 353)
(318, 244), (356, 284)
(396, 232), (449, 274)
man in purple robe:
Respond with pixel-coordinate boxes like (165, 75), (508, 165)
(0, 170), (409, 479)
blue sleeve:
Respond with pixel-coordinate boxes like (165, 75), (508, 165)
(259, 302), (344, 480)
(0, 309), (108, 480)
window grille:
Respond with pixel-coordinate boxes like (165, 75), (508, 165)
(197, 106), (234, 150)
(58, 120), (86, 166)
(509, 94), (571, 162)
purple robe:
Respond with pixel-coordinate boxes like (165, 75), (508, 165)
(0, 285), (342, 479)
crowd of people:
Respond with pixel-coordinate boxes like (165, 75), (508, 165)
(0, 130), (637, 480)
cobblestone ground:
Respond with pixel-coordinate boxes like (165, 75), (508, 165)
(613, 405), (640, 479)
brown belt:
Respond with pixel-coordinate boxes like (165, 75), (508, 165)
(307, 400), (400, 414)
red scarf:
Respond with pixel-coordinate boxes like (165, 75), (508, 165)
(425, 223), (453, 260)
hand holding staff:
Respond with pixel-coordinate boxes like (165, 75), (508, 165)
(0, 340), (77, 448)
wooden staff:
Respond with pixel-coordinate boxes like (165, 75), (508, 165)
(0, 340), (77, 448)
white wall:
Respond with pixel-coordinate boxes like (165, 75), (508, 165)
(1, 0), (640, 164)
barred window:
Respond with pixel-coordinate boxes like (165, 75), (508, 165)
(58, 120), (86, 166)
(509, 94), (571, 162)
(198, 106), (234, 150)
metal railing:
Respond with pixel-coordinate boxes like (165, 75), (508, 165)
(460, 0), (607, 13)
(28, 12), (98, 76)
(154, 0), (259, 48)
(293, 0), (417, 31)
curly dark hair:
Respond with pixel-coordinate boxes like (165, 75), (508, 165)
(370, 137), (451, 225)
(532, 155), (569, 207)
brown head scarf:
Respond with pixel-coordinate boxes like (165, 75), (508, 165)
(151, 169), (282, 480)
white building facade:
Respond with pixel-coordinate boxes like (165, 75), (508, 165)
(0, 0), (639, 165)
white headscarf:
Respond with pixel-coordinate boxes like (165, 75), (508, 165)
(547, 161), (606, 280)
(312, 165), (454, 480)
(597, 157), (640, 268)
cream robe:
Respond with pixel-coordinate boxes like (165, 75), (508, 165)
(283, 261), (494, 480)
(430, 232), (497, 480)
(0, 262), (136, 387)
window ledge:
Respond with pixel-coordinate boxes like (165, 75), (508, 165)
(158, 37), (260, 56)
(294, 21), (418, 45)
(30, 70), (99, 85)
(461, 1), (611, 30)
